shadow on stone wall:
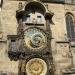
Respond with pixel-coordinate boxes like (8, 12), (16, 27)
(0, 71), (17, 75)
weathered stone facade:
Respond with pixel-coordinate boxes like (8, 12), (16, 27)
(0, 0), (75, 75)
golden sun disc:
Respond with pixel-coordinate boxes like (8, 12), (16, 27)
(26, 58), (47, 75)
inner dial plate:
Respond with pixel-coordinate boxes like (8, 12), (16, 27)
(24, 27), (47, 51)
(26, 58), (47, 75)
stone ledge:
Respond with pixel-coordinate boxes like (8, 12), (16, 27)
(63, 68), (75, 74)
(56, 40), (69, 43)
(0, 40), (7, 43)
(70, 42), (75, 47)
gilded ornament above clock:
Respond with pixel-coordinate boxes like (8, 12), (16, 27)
(24, 27), (47, 51)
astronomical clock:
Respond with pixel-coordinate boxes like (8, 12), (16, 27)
(8, 0), (55, 75)
(24, 27), (47, 52)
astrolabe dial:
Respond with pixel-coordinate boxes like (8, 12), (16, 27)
(26, 58), (47, 75)
(24, 27), (47, 51)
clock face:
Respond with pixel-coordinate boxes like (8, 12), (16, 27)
(26, 58), (47, 75)
(24, 27), (47, 51)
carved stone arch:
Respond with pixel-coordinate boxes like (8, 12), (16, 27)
(66, 12), (73, 16)
(65, 12), (75, 23)
(24, 1), (47, 15)
(16, 0), (54, 20)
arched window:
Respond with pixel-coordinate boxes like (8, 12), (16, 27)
(66, 13), (75, 41)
